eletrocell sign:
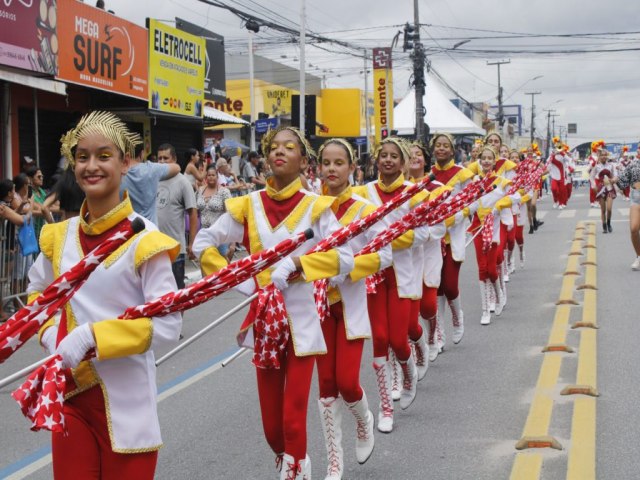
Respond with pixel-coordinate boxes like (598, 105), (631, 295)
(148, 19), (205, 117)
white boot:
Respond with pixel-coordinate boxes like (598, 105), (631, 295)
(480, 281), (491, 325)
(411, 327), (429, 381)
(489, 283), (496, 313)
(399, 356), (418, 410)
(427, 315), (439, 362)
(448, 296), (464, 345)
(503, 257), (510, 282)
(280, 454), (311, 480)
(508, 248), (516, 275)
(493, 280), (505, 316)
(499, 266), (507, 311)
(388, 349), (401, 401)
(344, 392), (375, 464)
(519, 245), (525, 269)
(373, 359), (393, 433)
(318, 397), (343, 480)
(436, 295), (447, 352)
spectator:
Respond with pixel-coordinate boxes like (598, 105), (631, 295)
(196, 165), (233, 260)
(241, 151), (266, 190)
(362, 153), (377, 182)
(44, 168), (85, 219)
(184, 147), (205, 190)
(156, 143), (198, 289)
(120, 143), (180, 224)
(0, 179), (24, 321)
(25, 167), (53, 239)
(216, 157), (246, 197)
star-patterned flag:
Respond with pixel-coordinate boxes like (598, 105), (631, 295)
(250, 284), (290, 369)
(0, 219), (142, 364)
(482, 212), (495, 253)
(119, 229), (314, 319)
(11, 355), (66, 433)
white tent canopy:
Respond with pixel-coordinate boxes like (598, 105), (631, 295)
(393, 75), (485, 136)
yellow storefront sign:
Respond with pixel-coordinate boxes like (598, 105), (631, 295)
(318, 89), (361, 138)
(372, 48), (394, 143)
(148, 19), (205, 117)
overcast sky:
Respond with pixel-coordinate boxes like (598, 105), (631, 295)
(106, 0), (640, 145)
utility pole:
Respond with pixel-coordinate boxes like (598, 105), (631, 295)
(413, 0), (426, 141)
(299, 0), (306, 136)
(248, 30), (256, 151)
(525, 91), (541, 144)
(543, 108), (557, 158)
(487, 59), (510, 131)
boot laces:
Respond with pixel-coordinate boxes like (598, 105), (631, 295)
(401, 362), (413, 390)
(284, 460), (300, 480)
(413, 341), (426, 367)
(374, 364), (393, 417)
(275, 454), (284, 473)
(449, 301), (461, 327)
(322, 408), (341, 474)
(350, 407), (369, 440)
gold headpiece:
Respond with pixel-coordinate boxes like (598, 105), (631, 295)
(373, 137), (411, 164)
(60, 111), (141, 167)
(317, 138), (355, 164)
(428, 132), (455, 151)
(480, 146), (498, 159)
(260, 126), (316, 159)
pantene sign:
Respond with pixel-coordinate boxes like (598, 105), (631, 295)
(373, 48), (393, 143)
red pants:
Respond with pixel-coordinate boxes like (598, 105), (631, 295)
(515, 224), (524, 247)
(590, 187), (596, 203)
(496, 223), (507, 266)
(566, 182), (573, 200)
(506, 222), (516, 251)
(623, 186), (630, 198)
(473, 233), (499, 282)
(420, 284), (438, 344)
(316, 302), (364, 403)
(367, 266), (412, 361)
(551, 179), (567, 206)
(52, 386), (157, 480)
(256, 339), (315, 463)
(437, 244), (461, 301)
(408, 299), (423, 341)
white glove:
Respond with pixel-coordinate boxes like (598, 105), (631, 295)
(234, 278), (256, 297)
(329, 273), (348, 287)
(271, 257), (298, 291)
(508, 192), (522, 204)
(55, 323), (96, 369)
(40, 325), (58, 355)
(491, 208), (500, 216)
(453, 210), (465, 225)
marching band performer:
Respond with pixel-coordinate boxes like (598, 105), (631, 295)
(352, 137), (443, 433)
(498, 144), (517, 282)
(427, 134), (474, 358)
(587, 141), (603, 207)
(314, 138), (392, 479)
(193, 126), (355, 479)
(619, 146), (631, 201)
(525, 144), (544, 234)
(509, 149), (527, 269)
(563, 145), (576, 202)
(30, 111), (182, 479)
(468, 147), (527, 325)
(591, 145), (619, 233)
(547, 137), (569, 209)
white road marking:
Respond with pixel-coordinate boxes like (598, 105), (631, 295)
(558, 209), (576, 218)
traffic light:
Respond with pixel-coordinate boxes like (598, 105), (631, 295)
(403, 23), (418, 52)
(291, 94), (317, 139)
(381, 127), (389, 139)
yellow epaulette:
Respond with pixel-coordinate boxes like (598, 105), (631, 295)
(38, 221), (69, 261)
(134, 230), (180, 269)
(225, 195), (250, 224)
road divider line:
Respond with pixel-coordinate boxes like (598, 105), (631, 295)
(510, 453), (543, 480)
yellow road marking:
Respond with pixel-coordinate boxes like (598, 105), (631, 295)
(511, 453), (543, 480)
(547, 306), (571, 346)
(566, 397), (596, 480)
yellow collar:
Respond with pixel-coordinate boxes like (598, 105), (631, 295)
(435, 160), (455, 171)
(265, 177), (302, 201)
(377, 173), (405, 193)
(79, 194), (134, 235)
(323, 184), (353, 205)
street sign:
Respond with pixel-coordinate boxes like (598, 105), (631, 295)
(255, 117), (279, 133)
(568, 123), (577, 134)
(354, 136), (367, 146)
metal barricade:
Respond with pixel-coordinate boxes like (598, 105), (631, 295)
(1, 218), (32, 320)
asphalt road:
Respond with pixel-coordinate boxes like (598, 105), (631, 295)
(1, 188), (637, 479)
